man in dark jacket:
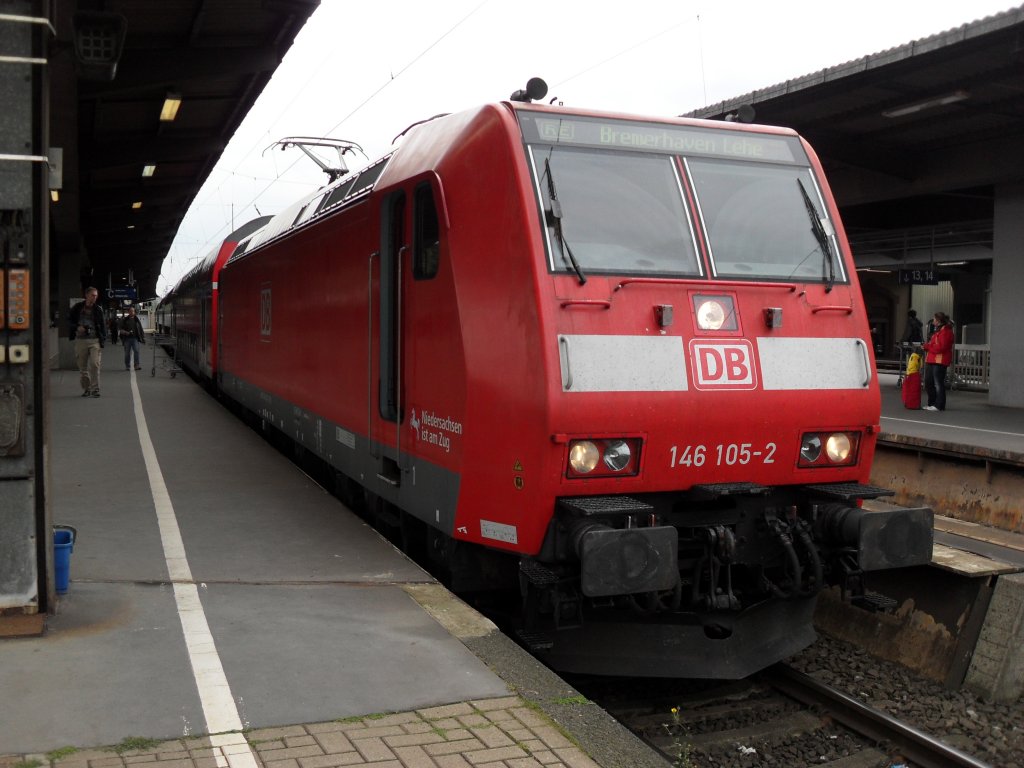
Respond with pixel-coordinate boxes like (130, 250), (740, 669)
(901, 309), (924, 344)
(68, 287), (106, 397)
(120, 305), (146, 371)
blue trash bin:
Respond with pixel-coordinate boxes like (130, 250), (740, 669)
(53, 525), (77, 595)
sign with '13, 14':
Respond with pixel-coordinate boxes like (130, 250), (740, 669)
(898, 269), (939, 285)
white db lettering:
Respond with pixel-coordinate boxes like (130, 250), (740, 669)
(690, 341), (756, 389)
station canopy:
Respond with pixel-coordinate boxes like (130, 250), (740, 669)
(685, 5), (1024, 263)
(51, 0), (320, 300)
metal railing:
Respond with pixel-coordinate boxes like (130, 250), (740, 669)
(877, 343), (990, 392)
(951, 344), (990, 391)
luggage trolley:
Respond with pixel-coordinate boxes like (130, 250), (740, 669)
(151, 331), (182, 378)
(895, 342), (922, 388)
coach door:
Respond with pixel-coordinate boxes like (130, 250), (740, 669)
(376, 189), (405, 485)
(377, 180), (443, 487)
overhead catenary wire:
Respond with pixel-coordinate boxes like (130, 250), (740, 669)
(163, 2), (492, 292)
(551, 16), (697, 91)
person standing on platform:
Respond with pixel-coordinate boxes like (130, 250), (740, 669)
(68, 286), (106, 397)
(922, 311), (954, 412)
(120, 305), (146, 371)
(109, 314), (121, 345)
(901, 309), (924, 344)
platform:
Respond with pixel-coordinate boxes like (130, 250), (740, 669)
(877, 372), (1024, 466)
(0, 349), (663, 768)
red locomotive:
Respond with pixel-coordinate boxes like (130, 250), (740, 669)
(162, 82), (932, 677)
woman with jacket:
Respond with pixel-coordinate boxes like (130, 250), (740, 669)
(922, 311), (954, 411)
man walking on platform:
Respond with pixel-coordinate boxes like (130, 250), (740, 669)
(120, 305), (146, 371)
(68, 287), (106, 397)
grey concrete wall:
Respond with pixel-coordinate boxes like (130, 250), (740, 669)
(964, 572), (1024, 703)
(989, 184), (1024, 408)
(0, 5), (33, 210)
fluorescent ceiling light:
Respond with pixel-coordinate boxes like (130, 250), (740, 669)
(142, 164), (156, 177)
(882, 90), (969, 118)
(937, 261), (967, 266)
(160, 93), (182, 122)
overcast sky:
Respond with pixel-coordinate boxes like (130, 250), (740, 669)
(156, 0), (1020, 294)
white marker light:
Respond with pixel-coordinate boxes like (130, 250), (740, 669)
(569, 440), (600, 473)
(696, 300), (726, 330)
(826, 433), (852, 463)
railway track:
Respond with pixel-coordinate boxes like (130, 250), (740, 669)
(576, 664), (993, 768)
(763, 665), (991, 768)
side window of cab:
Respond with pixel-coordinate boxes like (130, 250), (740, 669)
(413, 182), (440, 280)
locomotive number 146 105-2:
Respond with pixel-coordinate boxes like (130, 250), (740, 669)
(669, 442), (777, 468)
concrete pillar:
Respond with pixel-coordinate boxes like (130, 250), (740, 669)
(988, 184), (1024, 408)
(0, 0), (46, 614)
(49, 1), (85, 370)
(964, 572), (1024, 702)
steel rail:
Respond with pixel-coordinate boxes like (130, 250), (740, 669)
(762, 664), (992, 768)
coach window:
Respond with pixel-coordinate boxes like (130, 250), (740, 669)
(413, 182), (440, 280)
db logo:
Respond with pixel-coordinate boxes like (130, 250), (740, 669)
(689, 340), (757, 390)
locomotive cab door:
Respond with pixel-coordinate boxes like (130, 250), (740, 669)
(376, 178), (445, 488)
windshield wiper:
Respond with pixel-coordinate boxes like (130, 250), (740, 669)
(544, 157), (586, 285)
(797, 178), (836, 293)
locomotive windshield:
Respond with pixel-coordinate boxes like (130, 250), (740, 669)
(519, 111), (846, 285)
(687, 158), (845, 283)
(531, 145), (701, 278)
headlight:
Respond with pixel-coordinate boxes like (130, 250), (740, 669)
(603, 440), (632, 471)
(568, 441), (600, 474)
(826, 434), (852, 463)
(566, 437), (642, 478)
(693, 294), (738, 331)
(696, 300), (726, 330)
(800, 434), (822, 463)
(798, 431), (860, 468)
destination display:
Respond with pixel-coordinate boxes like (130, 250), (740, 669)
(519, 111), (804, 164)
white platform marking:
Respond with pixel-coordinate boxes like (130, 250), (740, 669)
(130, 371), (258, 766)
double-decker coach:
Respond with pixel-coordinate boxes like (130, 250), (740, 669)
(160, 218), (270, 381)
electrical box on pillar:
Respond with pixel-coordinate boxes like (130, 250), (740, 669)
(1, 215), (31, 458)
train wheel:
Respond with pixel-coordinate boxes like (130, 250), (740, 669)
(426, 528), (454, 586)
(333, 473), (364, 513)
(399, 511), (428, 563)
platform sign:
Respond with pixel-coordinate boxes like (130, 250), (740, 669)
(107, 286), (137, 300)
(898, 269), (939, 285)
